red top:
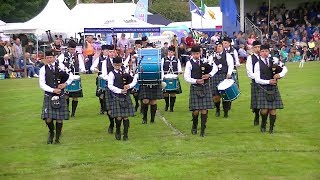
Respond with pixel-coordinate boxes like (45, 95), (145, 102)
(186, 36), (194, 48)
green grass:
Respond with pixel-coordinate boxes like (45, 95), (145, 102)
(0, 62), (320, 179)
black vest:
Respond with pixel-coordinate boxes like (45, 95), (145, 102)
(259, 58), (274, 80)
(106, 58), (114, 74)
(214, 52), (228, 74)
(63, 52), (79, 74)
(251, 54), (259, 73)
(190, 59), (203, 79)
(113, 70), (124, 89)
(45, 63), (60, 89)
(98, 55), (107, 75)
(163, 56), (178, 74)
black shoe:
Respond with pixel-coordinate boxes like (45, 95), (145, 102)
(71, 113), (75, 117)
(170, 108), (173, 112)
(165, 106), (168, 111)
(135, 104), (139, 112)
(254, 120), (259, 126)
(115, 132), (121, 140)
(123, 135), (128, 141)
(150, 119), (154, 123)
(215, 111), (220, 117)
(142, 118), (147, 124)
(223, 111), (228, 118)
(108, 127), (114, 134)
(100, 109), (104, 115)
(47, 132), (54, 144)
(200, 132), (205, 137)
(54, 138), (60, 144)
(191, 128), (197, 135)
(260, 127), (266, 133)
(269, 126), (274, 134)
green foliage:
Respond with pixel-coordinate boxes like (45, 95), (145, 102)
(0, 62), (320, 179)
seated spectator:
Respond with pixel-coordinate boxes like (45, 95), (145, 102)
(0, 54), (14, 78)
(238, 44), (248, 63)
(247, 33), (256, 48)
(24, 53), (38, 78)
(25, 40), (35, 54)
(279, 45), (288, 63)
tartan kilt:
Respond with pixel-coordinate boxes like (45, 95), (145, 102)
(139, 84), (163, 100)
(67, 89), (83, 98)
(211, 73), (226, 96)
(250, 80), (259, 109)
(189, 83), (214, 111)
(163, 78), (182, 94)
(256, 84), (283, 109)
(110, 93), (135, 118)
(41, 94), (69, 120)
(104, 88), (112, 111)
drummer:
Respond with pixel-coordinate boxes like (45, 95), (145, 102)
(211, 40), (234, 118)
(58, 41), (85, 117)
(184, 45), (218, 137)
(161, 45), (183, 112)
(222, 37), (240, 87)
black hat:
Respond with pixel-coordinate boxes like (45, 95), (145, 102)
(191, 45), (201, 52)
(252, 41), (261, 46)
(215, 40), (223, 45)
(101, 45), (108, 50)
(68, 41), (77, 48)
(113, 56), (122, 64)
(141, 36), (148, 41)
(223, 37), (232, 43)
(168, 45), (175, 51)
(146, 43), (153, 47)
(108, 45), (115, 50)
(135, 40), (142, 45)
(260, 44), (270, 50)
(45, 50), (55, 56)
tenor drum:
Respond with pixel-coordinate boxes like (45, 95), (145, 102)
(163, 74), (178, 91)
(217, 79), (240, 101)
(98, 75), (107, 90)
(66, 75), (81, 92)
(137, 48), (161, 84)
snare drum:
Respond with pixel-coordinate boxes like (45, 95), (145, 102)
(0, 73), (5, 80)
(231, 70), (239, 87)
(163, 74), (178, 91)
(98, 75), (107, 90)
(217, 79), (240, 101)
(66, 75), (81, 92)
(137, 48), (162, 84)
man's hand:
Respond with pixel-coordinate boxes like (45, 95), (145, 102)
(123, 85), (130, 91)
(53, 88), (61, 94)
(202, 74), (210, 80)
(226, 74), (232, 79)
(196, 79), (204, 85)
(58, 83), (67, 89)
(273, 74), (281, 79)
(121, 89), (127, 94)
(269, 79), (277, 85)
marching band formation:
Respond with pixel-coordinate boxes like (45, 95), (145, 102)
(39, 37), (288, 144)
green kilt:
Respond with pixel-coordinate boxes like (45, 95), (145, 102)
(41, 93), (69, 120)
(189, 83), (214, 111)
(110, 93), (135, 118)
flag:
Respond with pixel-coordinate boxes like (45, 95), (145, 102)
(189, 0), (202, 17)
(201, 0), (205, 16)
(135, 0), (149, 22)
(220, 0), (238, 24)
(201, 2), (216, 20)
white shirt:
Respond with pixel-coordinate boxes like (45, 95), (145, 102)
(225, 47), (240, 66)
(58, 52), (85, 73)
(254, 58), (288, 85)
(246, 53), (259, 79)
(161, 56), (183, 74)
(39, 62), (72, 93)
(107, 70), (138, 94)
(184, 59), (218, 84)
(91, 55), (108, 72)
(101, 58), (114, 80)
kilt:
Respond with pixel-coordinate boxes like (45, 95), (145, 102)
(104, 88), (112, 111)
(67, 89), (83, 98)
(250, 80), (259, 109)
(189, 83), (214, 111)
(163, 78), (182, 94)
(95, 77), (105, 97)
(139, 84), (163, 100)
(41, 94), (69, 120)
(211, 73), (226, 96)
(256, 84), (283, 109)
(110, 93), (135, 118)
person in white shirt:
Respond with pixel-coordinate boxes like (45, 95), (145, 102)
(184, 45), (218, 137)
(161, 45), (183, 112)
(211, 41), (234, 118)
(246, 41), (261, 126)
(254, 44), (288, 133)
(58, 42), (85, 117)
(107, 57), (138, 140)
(39, 50), (72, 144)
(223, 37), (240, 87)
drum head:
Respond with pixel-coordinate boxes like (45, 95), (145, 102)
(72, 75), (81, 80)
(217, 79), (235, 90)
(164, 74), (178, 79)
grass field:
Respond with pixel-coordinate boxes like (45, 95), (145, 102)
(0, 62), (320, 179)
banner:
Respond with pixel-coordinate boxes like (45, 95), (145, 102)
(134, 0), (149, 22)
